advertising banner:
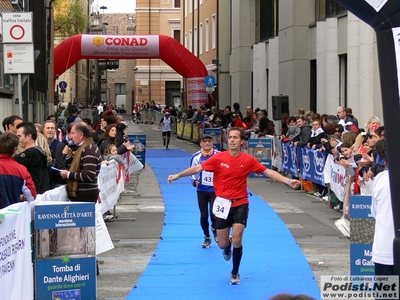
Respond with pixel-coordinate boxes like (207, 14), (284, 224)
(248, 138), (272, 178)
(350, 195), (375, 276)
(0, 202), (33, 300)
(281, 142), (298, 177)
(35, 202), (96, 299)
(272, 137), (283, 171)
(128, 134), (146, 168)
(186, 77), (208, 108)
(324, 155), (346, 201)
(299, 147), (326, 186)
(81, 35), (160, 58)
(98, 160), (122, 214)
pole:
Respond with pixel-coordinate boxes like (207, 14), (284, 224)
(18, 73), (23, 118)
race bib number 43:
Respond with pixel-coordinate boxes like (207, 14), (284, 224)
(212, 197), (231, 219)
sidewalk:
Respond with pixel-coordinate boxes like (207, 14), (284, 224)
(96, 120), (349, 299)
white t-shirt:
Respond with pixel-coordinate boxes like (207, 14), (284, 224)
(98, 105), (103, 115)
(161, 117), (172, 132)
(371, 170), (394, 265)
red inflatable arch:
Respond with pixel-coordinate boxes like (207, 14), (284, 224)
(54, 34), (208, 106)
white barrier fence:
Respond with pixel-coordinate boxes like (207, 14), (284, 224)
(0, 153), (143, 299)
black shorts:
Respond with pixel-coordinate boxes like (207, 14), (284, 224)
(214, 204), (249, 229)
(162, 131), (171, 137)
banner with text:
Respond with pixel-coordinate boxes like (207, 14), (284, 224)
(0, 202), (33, 300)
(299, 147), (326, 186)
(34, 202), (96, 299)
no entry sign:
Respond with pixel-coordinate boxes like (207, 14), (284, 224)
(1, 12), (33, 43)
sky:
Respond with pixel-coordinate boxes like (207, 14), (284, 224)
(91, 0), (136, 14)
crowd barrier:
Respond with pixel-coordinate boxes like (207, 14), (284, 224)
(175, 121), (353, 204)
(139, 110), (178, 133)
(0, 153), (143, 299)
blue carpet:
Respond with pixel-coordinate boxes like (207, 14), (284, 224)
(126, 149), (320, 300)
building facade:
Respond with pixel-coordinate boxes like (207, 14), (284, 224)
(183, 0), (383, 129)
(132, 0), (182, 112)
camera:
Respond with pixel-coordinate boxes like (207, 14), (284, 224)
(335, 153), (346, 161)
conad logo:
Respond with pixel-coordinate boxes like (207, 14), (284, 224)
(188, 79), (204, 84)
(105, 37), (148, 46)
(188, 89), (206, 94)
(93, 36), (105, 47)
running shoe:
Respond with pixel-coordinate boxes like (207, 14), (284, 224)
(201, 237), (211, 248)
(212, 227), (218, 243)
(222, 236), (232, 261)
(230, 273), (241, 285)
(313, 192), (323, 198)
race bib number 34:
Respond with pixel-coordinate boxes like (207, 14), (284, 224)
(212, 197), (231, 219)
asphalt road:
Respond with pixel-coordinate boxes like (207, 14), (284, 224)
(96, 120), (349, 299)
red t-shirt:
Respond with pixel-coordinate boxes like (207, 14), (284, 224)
(201, 151), (267, 207)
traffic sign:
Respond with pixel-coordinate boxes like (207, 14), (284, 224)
(205, 75), (216, 87)
(3, 43), (34, 74)
(59, 81), (67, 89)
(2, 12), (33, 43)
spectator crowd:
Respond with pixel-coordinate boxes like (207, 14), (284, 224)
(0, 100), (386, 218)
(0, 103), (135, 222)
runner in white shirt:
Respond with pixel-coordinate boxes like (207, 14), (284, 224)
(160, 112), (174, 149)
(98, 103), (104, 115)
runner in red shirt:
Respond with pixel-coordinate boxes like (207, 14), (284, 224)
(168, 127), (300, 285)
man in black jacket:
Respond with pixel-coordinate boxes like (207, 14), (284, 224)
(292, 115), (311, 147)
(15, 121), (50, 194)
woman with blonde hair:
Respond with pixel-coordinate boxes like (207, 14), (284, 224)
(35, 132), (53, 165)
(365, 116), (381, 132)
(35, 123), (44, 134)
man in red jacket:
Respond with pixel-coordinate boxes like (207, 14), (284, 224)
(0, 132), (36, 209)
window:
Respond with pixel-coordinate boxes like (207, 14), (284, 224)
(259, 0), (279, 41)
(199, 23), (203, 55)
(326, 0), (346, 18)
(175, 0), (180, 8)
(310, 60), (317, 113)
(205, 19), (209, 52)
(316, 0), (347, 21)
(115, 83), (126, 95)
(339, 54), (347, 107)
(212, 14), (216, 49)
(174, 30), (180, 42)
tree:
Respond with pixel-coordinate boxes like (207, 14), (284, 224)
(54, 0), (87, 38)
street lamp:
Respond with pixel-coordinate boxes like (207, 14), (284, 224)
(100, 6), (107, 15)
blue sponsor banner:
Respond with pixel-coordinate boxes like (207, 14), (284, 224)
(36, 257), (96, 299)
(204, 128), (221, 150)
(248, 138), (272, 178)
(128, 134), (146, 167)
(35, 203), (95, 230)
(350, 244), (375, 276)
(299, 147), (326, 185)
(282, 142), (298, 177)
(350, 195), (374, 276)
(34, 202), (96, 300)
(350, 195), (373, 219)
